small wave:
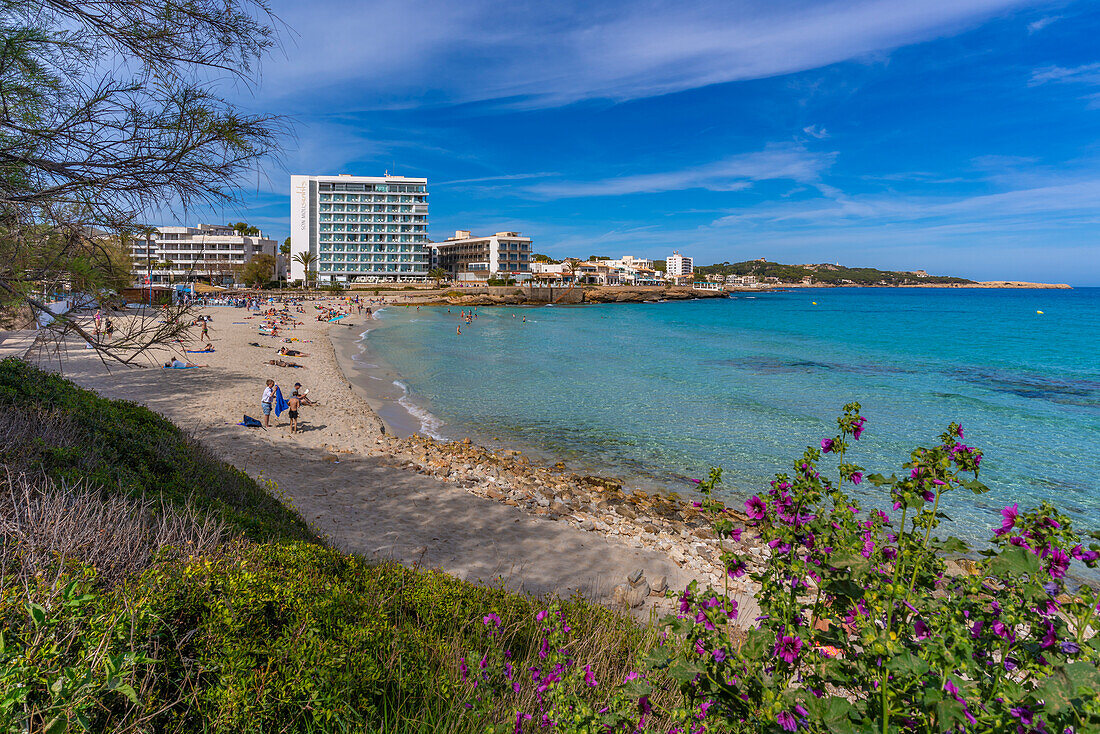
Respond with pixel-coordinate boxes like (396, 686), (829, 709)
(393, 380), (445, 438)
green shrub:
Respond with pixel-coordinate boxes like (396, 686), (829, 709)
(0, 359), (312, 543)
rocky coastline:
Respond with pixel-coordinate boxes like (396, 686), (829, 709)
(361, 432), (765, 604)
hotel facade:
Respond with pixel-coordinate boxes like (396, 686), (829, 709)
(431, 230), (533, 283)
(129, 224), (281, 286)
(289, 174), (430, 283)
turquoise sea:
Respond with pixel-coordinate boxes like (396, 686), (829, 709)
(354, 288), (1100, 541)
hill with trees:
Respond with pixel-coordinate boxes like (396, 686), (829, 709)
(695, 259), (974, 285)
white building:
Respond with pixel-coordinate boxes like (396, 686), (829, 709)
(606, 255), (655, 271)
(289, 174), (429, 283)
(666, 251), (693, 277)
(431, 230), (533, 283)
(129, 224), (281, 286)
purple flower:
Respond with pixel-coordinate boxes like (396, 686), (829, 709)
(774, 633), (803, 664)
(777, 711), (799, 732)
(1010, 707), (1034, 726)
(1042, 623), (1057, 648)
(851, 472), (863, 485)
(821, 438), (835, 453)
(459, 658), (469, 681)
(745, 495), (767, 520)
(712, 648), (727, 663)
(997, 504), (1019, 535)
(1047, 549), (1071, 579)
(913, 619), (930, 640)
(638, 695), (652, 715)
(853, 416), (866, 439)
(514, 712), (532, 733)
(482, 613), (502, 628)
(727, 560), (747, 578)
(1060, 640), (1080, 655)
(679, 590), (692, 613)
(583, 664), (597, 688)
(922, 489), (936, 503)
(536, 610), (549, 622)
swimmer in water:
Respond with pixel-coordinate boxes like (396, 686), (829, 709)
(457, 325), (461, 335)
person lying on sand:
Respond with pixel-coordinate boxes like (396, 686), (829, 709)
(268, 359), (303, 368)
(277, 346), (309, 357)
(164, 357), (205, 369)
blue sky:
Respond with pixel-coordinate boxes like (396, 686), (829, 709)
(206, 0), (1100, 284)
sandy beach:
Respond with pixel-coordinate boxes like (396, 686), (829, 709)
(29, 300), (760, 617)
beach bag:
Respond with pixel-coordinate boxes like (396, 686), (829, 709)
(240, 415), (263, 427)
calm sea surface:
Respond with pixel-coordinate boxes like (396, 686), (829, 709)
(355, 288), (1100, 541)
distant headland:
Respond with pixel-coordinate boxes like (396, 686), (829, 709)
(694, 259), (1071, 289)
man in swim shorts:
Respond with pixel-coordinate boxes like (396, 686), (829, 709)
(287, 393), (300, 433)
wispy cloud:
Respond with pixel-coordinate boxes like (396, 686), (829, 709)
(802, 124), (830, 139)
(527, 144), (833, 198)
(1027, 15), (1061, 33)
(1029, 62), (1100, 87)
(436, 172), (558, 186)
(262, 0), (1037, 109)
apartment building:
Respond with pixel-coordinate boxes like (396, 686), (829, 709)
(289, 173), (430, 283)
(129, 224), (281, 286)
(666, 251), (693, 277)
(432, 230), (533, 283)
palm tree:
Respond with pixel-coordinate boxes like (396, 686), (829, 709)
(563, 258), (581, 285)
(292, 251), (318, 289)
(428, 267), (448, 287)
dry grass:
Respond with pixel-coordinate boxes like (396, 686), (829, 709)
(0, 470), (232, 589)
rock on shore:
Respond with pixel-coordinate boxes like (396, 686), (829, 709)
(362, 433), (767, 596)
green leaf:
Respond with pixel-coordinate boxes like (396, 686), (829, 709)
(666, 659), (706, 684)
(886, 650), (929, 677)
(805, 696), (858, 734)
(42, 715), (68, 734)
(27, 603), (46, 626)
(933, 536), (971, 553)
(960, 478), (990, 494)
(988, 546), (1041, 577)
(109, 681), (139, 705)
(866, 473), (896, 487)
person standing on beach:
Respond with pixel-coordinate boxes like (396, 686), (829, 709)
(261, 379), (276, 427)
(286, 393), (300, 433)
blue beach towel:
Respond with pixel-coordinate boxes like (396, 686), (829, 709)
(273, 386), (289, 417)
(163, 364), (198, 369)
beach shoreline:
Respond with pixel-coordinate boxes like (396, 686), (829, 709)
(33, 301), (763, 615)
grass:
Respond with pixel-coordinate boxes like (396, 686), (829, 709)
(0, 359), (659, 733)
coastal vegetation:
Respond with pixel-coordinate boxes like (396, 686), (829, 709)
(3, 358), (1097, 732)
(696, 260), (974, 286)
(0, 359), (655, 732)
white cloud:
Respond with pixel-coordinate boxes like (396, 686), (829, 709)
(526, 144), (833, 198)
(261, 0), (1038, 109)
(1029, 63), (1100, 87)
(803, 124), (830, 139)
(1027, 15), (1060, 33)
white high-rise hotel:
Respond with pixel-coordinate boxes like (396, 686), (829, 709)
(290, 174), (429, 283)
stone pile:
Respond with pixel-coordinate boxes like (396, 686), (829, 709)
(366, 433), (767, 596)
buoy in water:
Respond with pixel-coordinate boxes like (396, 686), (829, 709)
(812, 302), (818, 305)
(1037, 310), (1044, 315)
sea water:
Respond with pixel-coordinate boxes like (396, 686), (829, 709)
(356, 288), (1099, 541)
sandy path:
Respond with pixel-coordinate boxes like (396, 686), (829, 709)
(33, 304), (701, 609)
